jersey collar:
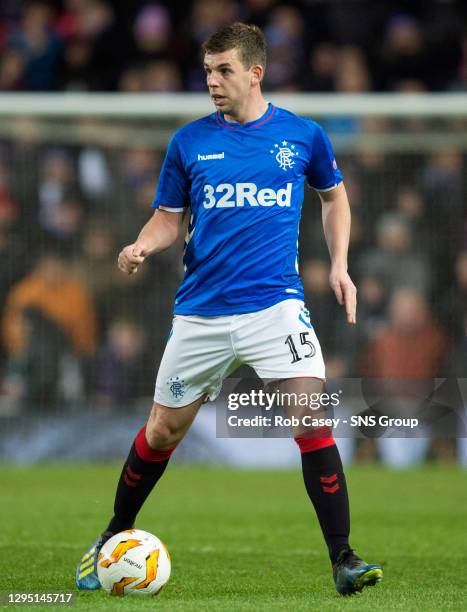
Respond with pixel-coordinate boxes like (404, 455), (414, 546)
(216, 102), (275, 129)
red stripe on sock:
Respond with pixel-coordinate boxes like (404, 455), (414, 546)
(294, 426), (335, 453)
(322, 483), (340, 494)
(123, 473), (138, 487)
(134, 426), (176, 462)
(126, 466), (142, 480)
(319, 473), (337, 484)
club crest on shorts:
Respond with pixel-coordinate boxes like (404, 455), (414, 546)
(167, 376), (185, 399)
(270, 140), (299, 171)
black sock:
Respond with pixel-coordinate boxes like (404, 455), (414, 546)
(105, 442), (170, 534)
(300, 444), (350, 564)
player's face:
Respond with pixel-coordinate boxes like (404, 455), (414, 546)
(204, 49), (257, 117)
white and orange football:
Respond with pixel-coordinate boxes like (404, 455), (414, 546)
(97, 529), (171, 596)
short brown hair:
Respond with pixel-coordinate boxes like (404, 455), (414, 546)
(202, 22), (267, 70)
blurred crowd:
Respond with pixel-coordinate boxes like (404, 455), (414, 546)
(0, 131), (466, 436)
(0, 142), (466, 466)
(0, 0), (467, 94)
(0, 0), (466, 465)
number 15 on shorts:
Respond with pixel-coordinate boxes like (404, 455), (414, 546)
(285, 332), (316, 364)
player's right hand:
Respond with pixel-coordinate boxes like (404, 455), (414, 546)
(118, 244), (146, 275)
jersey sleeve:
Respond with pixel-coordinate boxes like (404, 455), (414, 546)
(152, 133), (189, 211)
(305, 122), (343, 191)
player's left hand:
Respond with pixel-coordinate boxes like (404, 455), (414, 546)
(329, 266), (357, 324)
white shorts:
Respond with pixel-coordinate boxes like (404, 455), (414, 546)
(154, 299), (326, 408)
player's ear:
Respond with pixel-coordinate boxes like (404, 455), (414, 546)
(250, 64), (263, 85)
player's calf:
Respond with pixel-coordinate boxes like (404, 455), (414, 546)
(76, 399), (202, 590)
(295, 433), (350, 563)
(294, 433), (383, 595)
(105, 424), (177, 536)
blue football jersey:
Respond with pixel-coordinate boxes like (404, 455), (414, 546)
(152, 103), (343, 315)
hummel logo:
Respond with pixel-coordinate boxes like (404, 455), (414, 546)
(198, 152), (225, 161)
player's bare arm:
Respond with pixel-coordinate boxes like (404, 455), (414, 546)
(118, 209), (184, 275)
(319, 182), (357, 325)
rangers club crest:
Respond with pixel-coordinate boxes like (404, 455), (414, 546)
(270, 141), (299, 171)
(167, 376), (185, 399)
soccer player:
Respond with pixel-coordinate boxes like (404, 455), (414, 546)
(76, 23), (383, 596)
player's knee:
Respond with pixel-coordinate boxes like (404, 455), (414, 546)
(145, 421), (183, 450)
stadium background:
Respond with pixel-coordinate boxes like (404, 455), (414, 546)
(0, 0), (465, 469)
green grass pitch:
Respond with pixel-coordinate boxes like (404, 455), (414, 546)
(0, 464), (466, 611)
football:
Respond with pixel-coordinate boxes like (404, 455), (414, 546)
(97, 529), (171, 596)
